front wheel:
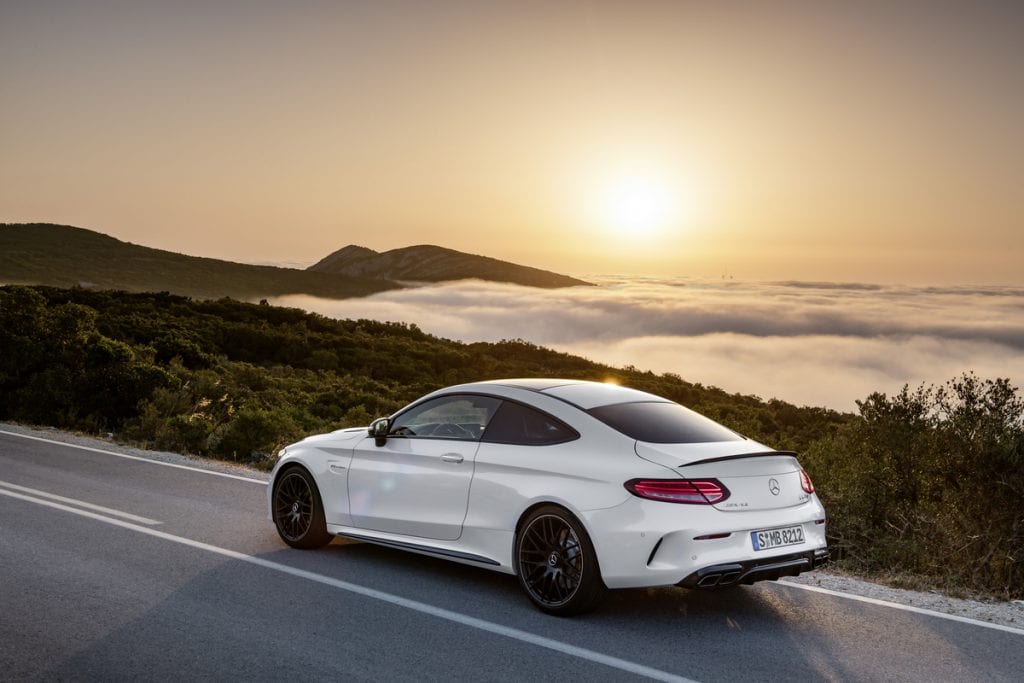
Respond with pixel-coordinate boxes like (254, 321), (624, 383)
(272, 467), (332, 549)
(516, 506), (607, 616)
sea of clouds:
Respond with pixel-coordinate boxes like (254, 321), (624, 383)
(271, 277), (1024, 412)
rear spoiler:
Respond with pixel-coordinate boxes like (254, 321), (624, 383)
(679, 450), (799, 468)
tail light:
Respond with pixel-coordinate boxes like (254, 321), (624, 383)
(624, 478), (730, 504)
(800, 468), (815, 493)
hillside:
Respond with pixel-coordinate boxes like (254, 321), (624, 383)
(309, 244), (591, 288)
(0, 223), (400, 300)
(0, 284), (849, 456)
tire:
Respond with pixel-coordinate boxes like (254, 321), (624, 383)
(272, 466), (332, 549)
(516, 505), (607, 616)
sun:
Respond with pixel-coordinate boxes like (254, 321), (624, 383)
(570, 156), (702, 246)
(581, 168), (683, 241)
(604, 175), (673, 236)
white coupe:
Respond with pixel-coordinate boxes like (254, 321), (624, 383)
(269, 379), (829, 615)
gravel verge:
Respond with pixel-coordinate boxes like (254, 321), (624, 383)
(3, 421), (1022, 630)
(781, 570), (1023, 631)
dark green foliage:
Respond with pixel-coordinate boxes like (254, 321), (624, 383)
(802, 375), (1024, 598)
(0, 287), (173, 430)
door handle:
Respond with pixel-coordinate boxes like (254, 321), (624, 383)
(440, 453), (464, 464)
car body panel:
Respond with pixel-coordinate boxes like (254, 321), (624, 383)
(637, 445), (812, 512)
(538, 382), (667, 409)
(277, 427), (364, 526)
(682, 455), (812, 512)
(347, 433), (480, 540)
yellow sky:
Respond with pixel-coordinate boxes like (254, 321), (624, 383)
(1, 1), (1021, 283)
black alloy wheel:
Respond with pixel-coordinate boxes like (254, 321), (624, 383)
(272, 467), (332, 549)
(516, 506), (607, 615)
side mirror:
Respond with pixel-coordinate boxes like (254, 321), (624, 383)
(368, 417), (390, 446)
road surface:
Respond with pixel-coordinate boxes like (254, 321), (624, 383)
(1, 430), (1021, 682)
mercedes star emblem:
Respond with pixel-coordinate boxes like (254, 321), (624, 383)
(768, 478), (781, 496)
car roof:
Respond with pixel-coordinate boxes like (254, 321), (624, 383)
(473, 379), (670, 410)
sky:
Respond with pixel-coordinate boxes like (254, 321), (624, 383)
(274, 278), (1024, 411)
(1, 0), (1022, 284)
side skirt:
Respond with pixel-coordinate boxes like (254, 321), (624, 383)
(337, 530), (501, 567)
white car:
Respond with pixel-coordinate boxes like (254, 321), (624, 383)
(269, 379), (829, 615)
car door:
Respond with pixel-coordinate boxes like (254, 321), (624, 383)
(347, 394), (500, 540)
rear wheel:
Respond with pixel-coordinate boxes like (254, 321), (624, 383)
(272, 467), (332, 549)
(516, 506), (607, 616)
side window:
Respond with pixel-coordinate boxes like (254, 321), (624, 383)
(389, 395), (501, 440)
(482, 401), (579, 446)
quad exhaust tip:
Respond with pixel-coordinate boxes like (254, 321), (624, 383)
(696, 563), (744, 587)
(683, 552), (823, 589)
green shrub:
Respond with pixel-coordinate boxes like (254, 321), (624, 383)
(803, 374), (1024, 598)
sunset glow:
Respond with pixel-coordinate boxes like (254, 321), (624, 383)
(1, 2), (1021, 283)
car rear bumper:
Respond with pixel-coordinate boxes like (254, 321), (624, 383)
(677, 546), (830, 588)
(581, 494), (828, 589)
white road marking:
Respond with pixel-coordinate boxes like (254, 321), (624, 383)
(775, 579), (1024, 636)
(0, 487), (696, 683)
(0, 430), (266, 485)
(0, 479), (162, 525)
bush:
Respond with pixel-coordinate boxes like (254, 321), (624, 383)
(803, 374), (1024, 598)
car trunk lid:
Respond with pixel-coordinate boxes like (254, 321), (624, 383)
(635, 442), (810, 511)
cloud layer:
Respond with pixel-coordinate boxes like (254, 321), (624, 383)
(272, 278), (1024, 411)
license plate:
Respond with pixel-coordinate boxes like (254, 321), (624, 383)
(751, 525), (805, 551)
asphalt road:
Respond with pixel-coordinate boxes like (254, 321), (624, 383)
(2, 430), (1021, 682)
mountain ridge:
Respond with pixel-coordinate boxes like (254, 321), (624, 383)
(1, 223), (589, 299)
(0, 223), (399, 301)
(309, 243), (591, 288)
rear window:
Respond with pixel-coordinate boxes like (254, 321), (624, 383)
(587, 402), (744, 444)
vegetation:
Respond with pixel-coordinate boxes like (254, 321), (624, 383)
(1, 284), (1020, 599)
(0, 223), (400, 300)
(802, 376), (1023, 598)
